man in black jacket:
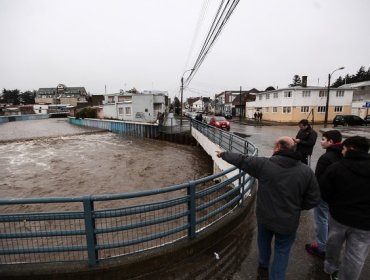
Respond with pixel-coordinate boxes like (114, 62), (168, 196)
(320, 136), (370, 280)
(305, 130), (342, 259)
(294, 119), (318, 165)
(216, 136), (320, 280)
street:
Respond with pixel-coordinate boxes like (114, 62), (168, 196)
(228, 121), (370, 280)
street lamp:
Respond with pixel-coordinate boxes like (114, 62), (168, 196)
(324, 66), (345, 128)
(180, 68), (194, 125)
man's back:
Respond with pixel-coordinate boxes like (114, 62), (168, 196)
(321, 149), (370, 230)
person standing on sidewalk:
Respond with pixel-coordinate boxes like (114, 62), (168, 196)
(294, 119), (317, 165)
(305, 130), (343, 259)
(320, 136), (370, 280)
(216, 136), (320, 280)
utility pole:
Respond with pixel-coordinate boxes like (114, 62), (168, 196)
(324, 67), (344, 128)
(180, 77), (184, 125)
(239, 86), (242, 122)
(180, 69), (194, 126)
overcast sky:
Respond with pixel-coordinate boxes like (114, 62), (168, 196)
(1, 0), (369, 99)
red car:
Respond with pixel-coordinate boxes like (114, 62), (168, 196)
(209, 116), (230, 130)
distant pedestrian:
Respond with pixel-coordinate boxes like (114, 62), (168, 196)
(216, 136), (320, 280)
(254, 111), (258, 121)
(259, 111), (263, 122)
(320, 136), (370, 280)
(305, 130), (342, 260)
(294, 119), (317, 165)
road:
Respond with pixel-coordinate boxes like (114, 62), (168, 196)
(228, 122), (370, 280)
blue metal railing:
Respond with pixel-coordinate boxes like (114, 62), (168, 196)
(0, 118), (257, 266)
(0, 114), (49, 123)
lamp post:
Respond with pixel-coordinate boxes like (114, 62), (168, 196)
(180, 69), (194, 125)
(324, 66), (345, 128)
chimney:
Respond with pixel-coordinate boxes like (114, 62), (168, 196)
(302, 76), (307, 87)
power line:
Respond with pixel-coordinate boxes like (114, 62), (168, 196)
(184, 0), (241, 87)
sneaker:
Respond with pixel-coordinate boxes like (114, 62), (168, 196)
(305, 243), (325, 259)
(256, 266), (269, 280)
(330, 271), (339, 280)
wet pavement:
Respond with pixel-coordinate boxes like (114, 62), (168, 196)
(229, 121), (370, 280)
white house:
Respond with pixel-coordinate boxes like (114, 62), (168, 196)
(103, 92), (168, 123)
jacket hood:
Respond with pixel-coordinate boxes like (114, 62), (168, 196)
(341, 150), (370, 177)
(326, 143), (343, 155)
(270, 150), (301, 168)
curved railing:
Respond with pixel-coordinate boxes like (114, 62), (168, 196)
(0, 118), (257, 266)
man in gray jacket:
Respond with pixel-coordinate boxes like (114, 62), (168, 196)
(216, 136), (320, 280)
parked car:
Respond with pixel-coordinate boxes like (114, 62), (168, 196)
(222, 112), (232, 120)
(364, 115), (370, 125)
(332, 115), (366, 127)
(208, 116), (230, 130)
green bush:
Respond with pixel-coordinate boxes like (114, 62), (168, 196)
(75, 107), (97, 119)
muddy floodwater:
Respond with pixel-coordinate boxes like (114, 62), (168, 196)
(0, 120), (213, 200)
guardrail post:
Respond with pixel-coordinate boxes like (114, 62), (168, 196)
(187, 181), (196, 239)
(83, 196), (98, 266)
(229, 134), (233, 151)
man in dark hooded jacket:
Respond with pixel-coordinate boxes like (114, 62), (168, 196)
(321, 136), (370, 280)
(216, 136), (319, 280)
(294, 119), (318, 165)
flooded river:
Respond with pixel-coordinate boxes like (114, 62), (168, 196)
(0, 119), (213, 199)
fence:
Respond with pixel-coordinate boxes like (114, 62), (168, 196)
(68, 117), (160, 138)
(0, 118), (257, 267)
(0, 114), (49, 124)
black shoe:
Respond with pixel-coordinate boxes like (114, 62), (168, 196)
(330, 271), (339, 280)
(257, 266), (269, 280)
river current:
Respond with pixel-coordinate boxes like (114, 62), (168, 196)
(0, 119), (213, 199)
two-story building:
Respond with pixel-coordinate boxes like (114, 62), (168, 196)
(215, 90), (258, 116)
(35, 84), (88, 106)
(103, 91), (168, 123)
(339, 81), (370, 118)
(247, 86), (354, 123)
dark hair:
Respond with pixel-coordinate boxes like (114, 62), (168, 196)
(342, 136), (369, 153)
(298, 119), (309, 126)
(322, 130), (342, 143)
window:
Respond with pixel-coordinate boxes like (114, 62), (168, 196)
(336, 90), (344, 97)
(273, 92), (278, 98)
(125, 107), (131, 115)
(284, 91), (292, 98)
(301, 106), (309, 113)
(283, 106), (291, 113)
(272, 107), (277, 113)
(334, 106), (343, 112)
(266, 93), (270, 99)
(319, 91), (327, 97)
(318, 106), (326, 113)
(107, 96), (115, 103)
(259, 95), (262, 100)
(302, 90), (311, 97)
(118, 108), (124, 115)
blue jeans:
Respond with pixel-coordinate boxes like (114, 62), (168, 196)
(314, 199), (329, 252)
(257, 223), (296, 280)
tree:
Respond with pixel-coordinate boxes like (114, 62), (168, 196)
(174, 97), (180, 115)
(2, 89), (20, 105)
(289, 75), (301, 87)
(20, 90), (36, 104)
(265, 86), (276, 91)
(127, 87), (139, 94)
(332, 65), (370, 87)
